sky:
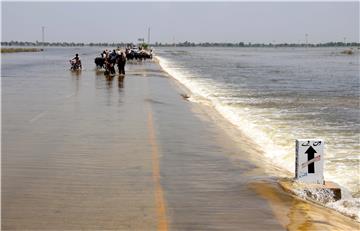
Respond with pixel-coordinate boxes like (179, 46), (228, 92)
(1, 1), (359, 44)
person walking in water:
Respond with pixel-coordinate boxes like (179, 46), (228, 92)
(117, 52), (126, 75)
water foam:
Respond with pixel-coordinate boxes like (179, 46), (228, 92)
(157, 56), (293, 172)
(156, 55), (360, 222)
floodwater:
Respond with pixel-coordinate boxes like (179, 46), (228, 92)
(156, 47), (360, 220)
(2, 47), (159, 229)
(2, 47), (359, 230)
(2, 47), (283, 230)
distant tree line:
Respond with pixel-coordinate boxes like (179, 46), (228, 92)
(1, 41), (129, 47)
(1, 41), (87, 47)
(1, 40), (359, 47)
(154, 41), (360, 47)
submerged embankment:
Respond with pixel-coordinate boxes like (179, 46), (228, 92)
(155, 47), (360, 221)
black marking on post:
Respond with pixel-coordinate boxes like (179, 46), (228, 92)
(305, 146), (317, 173)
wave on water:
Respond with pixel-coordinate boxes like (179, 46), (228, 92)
(156, 55), (360, 222)
(156, 56), (292, 170)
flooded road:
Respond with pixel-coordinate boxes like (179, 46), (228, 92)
(2, 48), (160, 229)
(2, 47), (358, 230)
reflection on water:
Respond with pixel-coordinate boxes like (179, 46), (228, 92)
(70, 69), (82, 77)
(95, 68), (105, 76)
(102, 74), (125, 91)
(71, 70), (81, 96)
(95, 68), (125, 91)
(105, 75), (114, 89)
(94, 72), (126, 109)
(118, 75), (124, 89)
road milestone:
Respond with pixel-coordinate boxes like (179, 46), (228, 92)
(295, 139), (324, 184)
(278, 139), (342, 202)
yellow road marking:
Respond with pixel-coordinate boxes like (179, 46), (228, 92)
(147, 107), (168, 231)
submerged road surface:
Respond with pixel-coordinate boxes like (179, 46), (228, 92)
(2, 48), (358, 230)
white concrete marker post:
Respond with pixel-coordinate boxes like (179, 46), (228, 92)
(295, 139), (324, 184)
(281, 139), (341, 201)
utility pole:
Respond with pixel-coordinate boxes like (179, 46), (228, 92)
(305, 33), (308, 47)
(42, 26), (45, 47)
(343, 37), (347, 46)
(147, 27), (150, 45)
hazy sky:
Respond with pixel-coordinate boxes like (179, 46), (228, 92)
(1, 2), (359, 43)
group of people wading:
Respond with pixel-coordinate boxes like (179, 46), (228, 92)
(70, 46), (153, 75)
(95, 49), (127, 75)
(94, 47), (153, 75)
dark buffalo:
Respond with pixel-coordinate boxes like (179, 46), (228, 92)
(94, 57), (105, 68)
(126, 49), (152, 61)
